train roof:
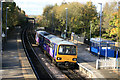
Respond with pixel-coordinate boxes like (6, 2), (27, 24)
(36, 30), (75, 45)
(36, 31), (50, 36)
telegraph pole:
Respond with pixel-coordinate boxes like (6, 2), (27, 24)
(65, 8), (68, 38)
(98, 3), (102, 59)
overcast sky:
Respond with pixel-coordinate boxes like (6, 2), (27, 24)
(14, 0), (118, 15)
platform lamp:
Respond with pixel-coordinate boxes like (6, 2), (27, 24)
(1, 0), (13, 54)
(1, 0), (13, 53)
(51, 11), (54, 33)
(98, 3), (102, 59)
(65, 8), (68, 39)
(6, 7), (9, 41)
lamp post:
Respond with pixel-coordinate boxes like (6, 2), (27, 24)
(6, 7), (9, 41)
(1, 1), (3, 54)
(65, 8), (68, 39)
(46, 12), (47, 27)
(98, 3), (102, 59)
(1, 0), (13, 54)
(52, 11), (54, 33)
(90, 21), (92, 40)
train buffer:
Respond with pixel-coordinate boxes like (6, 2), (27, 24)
(1, 28), (37, 80)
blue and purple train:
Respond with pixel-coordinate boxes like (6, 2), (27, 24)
(35, 30), (77, 67)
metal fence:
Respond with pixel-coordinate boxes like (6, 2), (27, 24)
(78, 63), (93, 78)
(116, 58), (120, 69)
(96, 59), (119, 69)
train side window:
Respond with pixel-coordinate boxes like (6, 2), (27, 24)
(50, 43), (54, 49)
(44, 38), (46, 44)
(45, 39), (47, 44)
(52, 44), (54, 49)
(51, 43), (54, 49)
(50, 42), (52, 48)
(47, 41), (50, 47)
(59, 46), (63, 53)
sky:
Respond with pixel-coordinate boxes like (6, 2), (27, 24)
(14, 0), (119, 15)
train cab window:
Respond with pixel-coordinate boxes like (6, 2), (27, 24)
(47, 41), (50, 47)
(59, 45), (76, 55)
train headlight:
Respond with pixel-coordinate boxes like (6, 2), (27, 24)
(57, 57), (62, 60)
(73, 58), (77, 61)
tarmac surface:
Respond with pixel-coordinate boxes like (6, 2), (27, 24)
(2, 27), (36, 80)
(72, 40), (120, 79)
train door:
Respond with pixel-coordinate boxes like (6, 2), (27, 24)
(47, 40), (50, 54)
(50, 43), (55, 58)
(43, 38), (47, 50)
(54, 45), (57, 59)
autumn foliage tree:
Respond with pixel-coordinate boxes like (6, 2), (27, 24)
(38, 1), (99, 38)
(102, 1), (120, 41)
(2, 2), (27, 32)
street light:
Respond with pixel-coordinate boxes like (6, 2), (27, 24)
(45, 12), (48, 27)
(90, 21), (92, 40)
(65, 8), (68, 39)
(98, 3), (102, 59)
(1, 0), (13, 53)
(6, 7), (9, 41)
(51, 11), (54, 33)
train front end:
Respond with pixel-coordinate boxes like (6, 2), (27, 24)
(56, 45), (77, 68)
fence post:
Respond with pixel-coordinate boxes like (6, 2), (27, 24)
(115, 59), (116, 69)
(116, 50), (119, 69)
(96, 59), (99, 69)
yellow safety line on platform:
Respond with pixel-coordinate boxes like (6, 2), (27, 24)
(17, 34), (36, 80)
(17, 39), (28, 80)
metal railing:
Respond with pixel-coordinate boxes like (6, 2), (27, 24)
(78, 63), (93, 78)
(96, 59), (116, 69)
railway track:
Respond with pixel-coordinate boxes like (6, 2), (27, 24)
(23, 24), (87, 80)
(61, 69), (86, 80)
(21, 25), (53, 80)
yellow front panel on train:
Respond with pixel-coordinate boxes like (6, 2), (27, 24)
(56, 45), (77, 63)
(56, 55), (77, 63)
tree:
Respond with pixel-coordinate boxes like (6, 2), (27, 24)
(103, 2), (117, 29)
(2, 2), (27, 32)
(39, 1), (99, 38)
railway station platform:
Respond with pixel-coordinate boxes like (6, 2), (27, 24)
(70, 40), (120, 79)
(2, 27), (37, 80)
